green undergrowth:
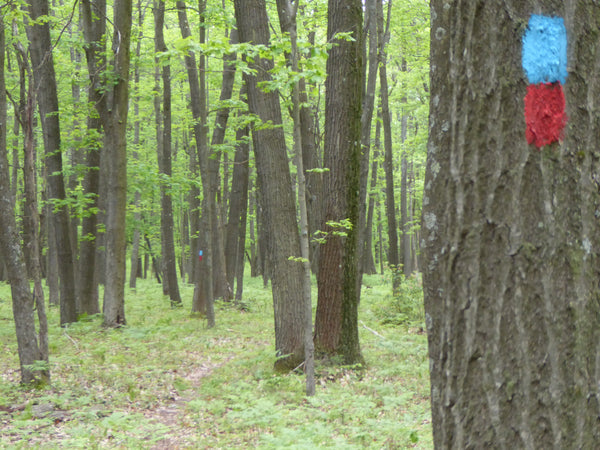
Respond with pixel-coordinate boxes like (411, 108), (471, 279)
(0, 271), (432, 449)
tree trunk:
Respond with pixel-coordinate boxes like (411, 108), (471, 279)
(129, 0), (145, 290)
(0, 17), (48, 384)
(208, 29), (237, 301)
(357, 0), (379, 278)
(277, 0), (324, 275)
(276, 0), (316, 395)
(176, 0), (214, 325)
(363, 105), (382, 276)
(26, 0), (78, 326)
(225, 99), (250, 296)
(314, 0), (364, 365)
(234, 127), (250, 303)
(155, 0), (182, 307)
(234, 0), (305, 371)
(79, 0), (109, 315)
(377, 0), (399, 291)
(101, 0), (132, 327)
(423, 2), (600, 447)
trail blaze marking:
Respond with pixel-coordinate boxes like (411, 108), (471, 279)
(522, 15), (568, 148)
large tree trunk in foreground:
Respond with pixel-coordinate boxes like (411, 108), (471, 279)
(314, 0), (364, 365)
(423, 2), (600, 447)
(234, 0), (305, 372)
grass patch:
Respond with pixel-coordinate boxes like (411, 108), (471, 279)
(0, 271), (432, 448)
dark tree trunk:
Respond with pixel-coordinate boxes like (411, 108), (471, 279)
(101, 0), (132, 327)
(176, 0), (214, 325)
(357, 0), (379, 278)
(79, 0), (108, 315)
(14, 46), (35, 279)
(276, 0), (324, 275)
(225, 112), (250, 296)
(129, 0), (145, 290)
(26, 0), (78, 325)
(377, 0), (399, 290)
(248, 184), (258, 278)
(363, 105), (382, 276)
(234, 0), (305, 371)
(314, 0), (364, 365)
(234, 134), (249, 303)
(276, 0), (316, 395)
(155, 0), (182, 307)
(82, 0), (132, 326)
(0, 17), (48, 384)
(209, 29), (237, 301)
(424, 2), (600, 447)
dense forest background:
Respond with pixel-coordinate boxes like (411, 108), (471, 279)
(0, 0), (429, 386)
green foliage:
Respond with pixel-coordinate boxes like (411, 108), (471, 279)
(0, 271), (432, 448)
(373, 273), (425, 327)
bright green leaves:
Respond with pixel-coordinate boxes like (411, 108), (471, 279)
(312, 218), (354, 245)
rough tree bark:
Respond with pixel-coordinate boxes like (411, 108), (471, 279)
(357, 0), (379, 278)
(100, 0), (132, 326)
(176, 0), (215, 325)
(276, 0), (316, 396)
(277, 1), (324, 275)
(154, 0), (182, 307)
(423, 1), (600, 447)
(234, 0), (305, 371)
(26, 0), (78, 325)
(78, 0), (105, 315)
(233, 124), (250, 303)
(129, 0), (145, 290)
(377, 0), (399, 291)
(208, 29), (237, 302)
(0, 16), (48, 384)
(314, 0), (364, 365)
(225, 93), (250, 298)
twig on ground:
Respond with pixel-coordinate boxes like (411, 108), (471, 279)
(360, 321), (386, 339)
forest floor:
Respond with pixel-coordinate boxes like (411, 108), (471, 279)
(0, 270), (432, 449)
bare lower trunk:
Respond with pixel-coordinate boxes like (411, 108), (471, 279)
(101, 0), (132, 327)
(0, 18), (48, 384)
(26, 0), (78, 326)
(225, 119), (250, 296)
(155, 0), (181, 307)
(234, 0), (305, 371)
(314, 0), (364, 365)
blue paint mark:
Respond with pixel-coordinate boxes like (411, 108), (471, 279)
(522, 15), (567, 84)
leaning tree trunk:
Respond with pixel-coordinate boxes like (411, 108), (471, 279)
(423, 2), (600, 448)
(234, 0), (305, 372)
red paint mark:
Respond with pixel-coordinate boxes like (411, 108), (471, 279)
(524, 83), (567, 148)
